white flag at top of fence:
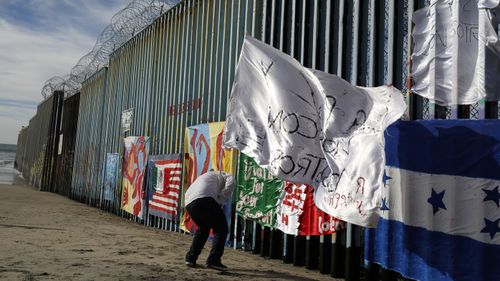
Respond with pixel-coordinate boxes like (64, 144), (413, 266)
(411, 0), (500, 105)
(222, 36), (406, 227)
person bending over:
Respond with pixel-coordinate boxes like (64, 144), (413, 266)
(184, 170), (235, 271)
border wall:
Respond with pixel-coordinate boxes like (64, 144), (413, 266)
(15, 91), (64, 191)
(15, 1), (500, 280)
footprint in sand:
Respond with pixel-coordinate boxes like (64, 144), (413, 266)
(71, 249), (94, 254)
(117, 250), (137, 255)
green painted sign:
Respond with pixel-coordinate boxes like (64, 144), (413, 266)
(236, 153), (283, 227)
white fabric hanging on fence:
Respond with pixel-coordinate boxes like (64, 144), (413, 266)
(223, 36), (406, 227)
(411, 0), (500, 105)
(275, 183), (308, 235)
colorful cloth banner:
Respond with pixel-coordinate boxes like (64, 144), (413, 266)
(365, 120), (500, 281)
(277, 182), (341, 236)
(181, 122), (238, 233)
(103, 153), (119, 201)
(276, 182), (308, 235)
(411, 0), (500, 105)
(236, 153), (283, 228)
(223, 36), (406, 226)
(121, 136), (150, 219)
(147, 154), (182, 219)
(299, 185), (342, 236)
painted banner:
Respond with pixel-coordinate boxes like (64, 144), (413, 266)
(121, 136), (150, 219)
(298, 185), (343, 236)
(223, 36), (406, 227)
(276, 182), (308, 235)
(277, 182), (341, 236)
(366, 120), (500, 281)
(180, 122), (238, 234)
(236, 153), (283, 228)
(103, 153), (119, 201)
(147, 154), (182, 219)
(411, 0), (500, 105)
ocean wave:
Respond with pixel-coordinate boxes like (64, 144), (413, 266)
(0, 152), (16, 168)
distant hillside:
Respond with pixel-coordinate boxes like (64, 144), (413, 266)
(0, 144), (16, 152)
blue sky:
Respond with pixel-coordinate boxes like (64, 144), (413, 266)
(0, 0), (129, 144)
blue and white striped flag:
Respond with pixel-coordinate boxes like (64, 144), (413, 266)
(366, 120), (500, 281)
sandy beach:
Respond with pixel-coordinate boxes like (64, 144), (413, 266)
(0, 181), (336, 281)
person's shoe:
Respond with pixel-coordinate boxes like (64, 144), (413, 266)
(185, 252), (196, 267)
(206, 262), (229, 271)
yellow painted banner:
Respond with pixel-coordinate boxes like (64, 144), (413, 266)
(180, 122), (238, 233)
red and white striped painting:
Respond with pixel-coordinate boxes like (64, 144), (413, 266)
(147, 154), (182, 219)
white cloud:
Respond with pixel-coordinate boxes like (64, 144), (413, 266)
(0, 18), (94, 143)
(0, 105), (36, 144)
(0, 0), (129, 144)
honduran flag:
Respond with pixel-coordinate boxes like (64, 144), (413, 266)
(365, 120), (500, 281)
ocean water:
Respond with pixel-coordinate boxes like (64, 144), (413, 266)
(0, 144), (21, 185)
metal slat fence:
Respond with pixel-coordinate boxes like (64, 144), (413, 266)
(15, 91), (64, 191)
(54, 93), (80, 197)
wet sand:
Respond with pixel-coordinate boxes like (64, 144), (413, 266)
(0, 181), (336, 281)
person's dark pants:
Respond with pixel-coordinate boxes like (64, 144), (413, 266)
(185, 197), (228, 265)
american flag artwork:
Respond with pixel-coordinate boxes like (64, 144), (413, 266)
(147, 154), (182, 219)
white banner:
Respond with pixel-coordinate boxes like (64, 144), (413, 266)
(411, 0), (500, 105)
(223, 36), (406, 227)
(121, 108), (133, 133)
(275, 183), (307, 235)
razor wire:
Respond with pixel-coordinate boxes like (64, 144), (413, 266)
(41, 0), (181, 99)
